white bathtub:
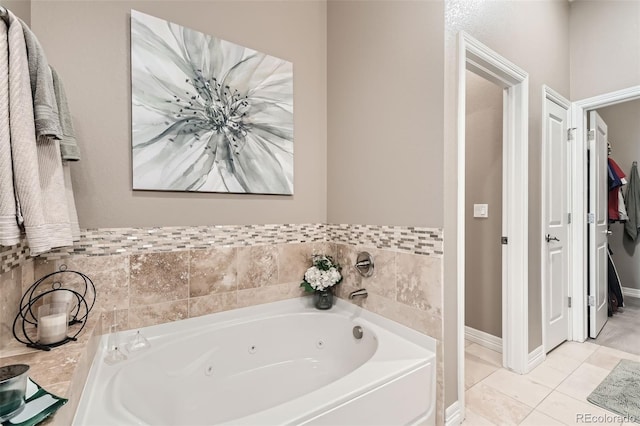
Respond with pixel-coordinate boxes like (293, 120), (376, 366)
(74, 298), (436, 425)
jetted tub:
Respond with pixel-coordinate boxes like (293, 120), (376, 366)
(74, 298), (436, 425)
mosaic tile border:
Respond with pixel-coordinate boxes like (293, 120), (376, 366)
(41, 224), (328, 260)
(0, 223), (443, 272)
(327, 223), (443, 257)
(0, 240), (30, 274)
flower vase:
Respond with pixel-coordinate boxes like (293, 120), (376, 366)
(314, 289), (333, 310)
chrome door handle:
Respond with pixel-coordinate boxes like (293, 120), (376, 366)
(545, 234), (560, 243)
(604, 230), (612, 235)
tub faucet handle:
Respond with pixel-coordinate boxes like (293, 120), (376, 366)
(349, 288), (368, 300)
(354, 252), (374, 277)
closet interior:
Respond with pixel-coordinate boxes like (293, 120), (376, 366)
(591, 99), (640, 355)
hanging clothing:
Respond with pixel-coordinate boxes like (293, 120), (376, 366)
(608, 158), (627, 221)
(618, 190), (629, 221)
(608, 247), (624, 313)
(609, 161), (623, 190)
(624, 162), (640, 240)
(609, 159), (627, 185)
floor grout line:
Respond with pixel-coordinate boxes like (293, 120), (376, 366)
(463, 338), (639, 426)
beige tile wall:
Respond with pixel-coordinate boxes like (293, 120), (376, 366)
(333, 243), (444, 425)
(0, 226), (443, 423)
(0, 259), (35, 352)
(27, 242), (333, 335)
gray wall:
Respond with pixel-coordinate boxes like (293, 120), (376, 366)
(13, 0), (639, 414)
(464, 71), (503, 338)
(326, 0), (444, 227)
(598, 100), (640, 292)
(1, 0), (30, 25)
(570, 0), (640, 100)
(30, 0), (327, 228)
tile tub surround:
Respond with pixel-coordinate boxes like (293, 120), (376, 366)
(0, 259), (35, 352)
(0, 224), (444, 422)
(0, 314), (102, 426)
(333, 242), (444, 425)
(0, 223), (443, 340)
(30, 241), (334, 335)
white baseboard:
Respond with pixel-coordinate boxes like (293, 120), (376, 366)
(527, 345), (545, 372)
(445, 401), (462, 426)
(622, 286), (640, 299)
(464, 326), (502, 353)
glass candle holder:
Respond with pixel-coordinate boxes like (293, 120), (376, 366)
(47, 290), (76, 321)
(37, 302), (69, 345)
(0, 364), (29, 422)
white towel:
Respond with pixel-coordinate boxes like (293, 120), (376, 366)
(0, 18), (21, 245)
(6, 10), (73, 255)
(63, 162), (80, 240)
(34, 135), (73, 249)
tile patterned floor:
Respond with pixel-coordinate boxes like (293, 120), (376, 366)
(462, 340), (640, 425)
(592, 297), (640, 356)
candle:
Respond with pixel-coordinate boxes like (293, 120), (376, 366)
(48, 291), (75, 320)
(37, 304), (69, 345)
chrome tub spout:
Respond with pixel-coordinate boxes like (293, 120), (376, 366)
(349, 289), (368, 300)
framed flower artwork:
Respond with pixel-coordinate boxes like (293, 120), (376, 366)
(130, 10), (293, 194)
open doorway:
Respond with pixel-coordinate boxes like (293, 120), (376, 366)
(569, 86), (640, 344)
(463, 69), (504, 363)
(462, 67), (507, 394)
(587, 99), (640, 355)
(456, 32), (530, 417)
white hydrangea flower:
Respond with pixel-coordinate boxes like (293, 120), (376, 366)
(304, 266), (341, 290)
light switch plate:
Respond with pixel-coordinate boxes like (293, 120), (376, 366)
(473, 204), (488, 218)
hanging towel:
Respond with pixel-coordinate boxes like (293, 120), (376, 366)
(6, 10), (73, 255)
(0, 18), (21, 245)
(624, 162), (640, 241)
(63, 164), (80, 240)
(51, 67), (80, 161)
(51, 68), (80, 240)
(34, 135), (74, 249)
(20, 18), (62, 140)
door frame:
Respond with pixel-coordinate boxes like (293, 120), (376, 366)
(541, 85), (571, 354)
(456, 31), (529, 415)
(570, 85), (640, 342)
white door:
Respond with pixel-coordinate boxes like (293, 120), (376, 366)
(589, 110), (609, 338)
(543, 92), (570, 352)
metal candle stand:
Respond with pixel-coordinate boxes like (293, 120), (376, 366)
(12, 265), (96, 351)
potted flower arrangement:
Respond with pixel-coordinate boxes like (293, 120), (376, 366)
(300, 255), (342, 309)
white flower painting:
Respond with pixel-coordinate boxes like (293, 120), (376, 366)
(130, 10), (293, 194)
